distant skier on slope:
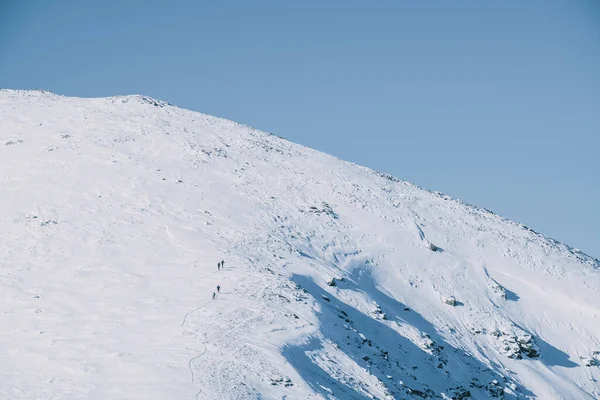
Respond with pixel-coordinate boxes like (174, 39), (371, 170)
(212, 292), (216, 300)
(221, 260), (225, 268)
(217, 285), (220, 293)
(217, 261), (221, 271)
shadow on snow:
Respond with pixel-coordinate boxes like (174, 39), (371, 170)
(283, 270), (537, 399)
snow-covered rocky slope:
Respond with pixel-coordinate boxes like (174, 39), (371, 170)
(1, 89), (599, 400)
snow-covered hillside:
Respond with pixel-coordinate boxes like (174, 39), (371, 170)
(1, 89), (599, 400)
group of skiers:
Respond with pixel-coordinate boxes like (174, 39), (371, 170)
(213, 260), (225, 300)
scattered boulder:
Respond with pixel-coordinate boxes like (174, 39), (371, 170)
(476, 324), (540, 360)
(428, 242), (440, 252)
(453, 388), (472, 400)
(380, 349), (389, 360)
(372, 303), (387, 320)
(443, 296), (457, 306)
(269, 376), (293, 387)
(489, 281), (507, 300)
(337, 308), (352, 323)
(517, 334), (539, 358)
(500, 332), (539, 359)
(581, 356), (597, 367)
(308, 202), (339, 219)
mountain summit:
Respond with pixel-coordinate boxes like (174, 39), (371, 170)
(1, 90), (598, 399)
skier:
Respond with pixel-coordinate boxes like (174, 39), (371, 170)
(221, 260), (225, 268)
(217, 285), (221, 293)
(217, 261), (220, 271)
(212, 292), (216, 300)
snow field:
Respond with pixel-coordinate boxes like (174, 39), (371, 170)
(1, 90), (599, 399)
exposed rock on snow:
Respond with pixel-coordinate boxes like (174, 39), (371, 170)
(307, 202), (339, 219)
(427, 242), (441, 252)
(372, 303), (387, 320)
(489, 279), (508, 300)
(581, 357), (597, 367)
(443, 295), (457, 306)
(483, 327), (540, 360)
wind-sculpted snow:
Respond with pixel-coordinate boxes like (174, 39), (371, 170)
(1, 89), (599, 399)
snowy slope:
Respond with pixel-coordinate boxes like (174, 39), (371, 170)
(0, 89), (599, 400)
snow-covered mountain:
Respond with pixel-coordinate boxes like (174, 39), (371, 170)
(1, 89), (599, 400)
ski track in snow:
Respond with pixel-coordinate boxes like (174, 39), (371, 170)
(0, 89), (599, 399)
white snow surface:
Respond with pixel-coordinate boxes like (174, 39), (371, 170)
(1, 89), (599, 400)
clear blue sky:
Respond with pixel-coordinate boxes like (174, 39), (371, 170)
(1, 1), (599, 258)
